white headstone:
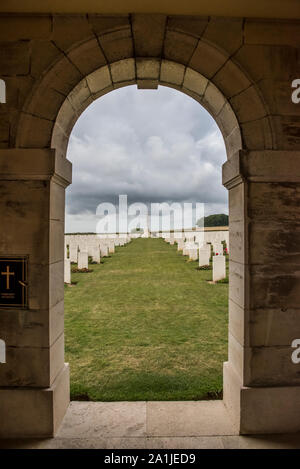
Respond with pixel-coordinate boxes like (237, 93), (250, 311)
(199, 247), (210, 266)
(78, 251), (88, 269)
(108, 240), (115, 254)
(69, 244), (78, 263)
(100, 245), (109, 257)
(212, 255), (226, 282)
(177, 239), (185, 251)
(188, 247), (198, 260)
(91, 245), (101, 263)
(213, 243), (223, 256)
(64, 258), (71, 284)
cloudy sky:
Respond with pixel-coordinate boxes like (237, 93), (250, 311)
(65, 85), (228, 233)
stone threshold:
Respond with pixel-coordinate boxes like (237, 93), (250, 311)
(1, 400), (300, 449)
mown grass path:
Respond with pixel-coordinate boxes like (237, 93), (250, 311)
(65, 238), (228, 401)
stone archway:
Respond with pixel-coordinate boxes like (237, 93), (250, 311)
(1, 14), (300, 437)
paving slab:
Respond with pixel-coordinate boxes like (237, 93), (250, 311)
(146, 401), (237, 436)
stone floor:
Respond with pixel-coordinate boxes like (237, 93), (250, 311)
(1, 400), (300, 449)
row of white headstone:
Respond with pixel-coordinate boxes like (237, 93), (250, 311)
(64, 235), (132, 284)
(164, 235), (227, 282)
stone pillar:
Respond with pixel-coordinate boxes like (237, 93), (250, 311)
(0, 149), (71, 437)
(223, 150), (300, 434)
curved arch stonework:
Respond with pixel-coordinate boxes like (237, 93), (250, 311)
(50, 59), (244, 159)
(15, 28), (274, 156)
(1, 13), (300, 439)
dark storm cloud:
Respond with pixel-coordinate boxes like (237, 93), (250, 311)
(66, 85), (228, 232)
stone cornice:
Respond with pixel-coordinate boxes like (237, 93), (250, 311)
(0, 149), (72, 187)
(223, 150), (300, 188)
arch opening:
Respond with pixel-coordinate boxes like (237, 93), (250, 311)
(64, 84), (230, 402)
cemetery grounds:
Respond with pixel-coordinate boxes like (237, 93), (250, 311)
(64, 238), (228, 401)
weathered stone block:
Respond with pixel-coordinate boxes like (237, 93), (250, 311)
(111, 58), (135, 83)
(0, 116), (9, 146)
(248, 182), (300, 222)
(224, 361), (300, 434)
(164, 30), (198, 65)
(230, 85), (267, 124)
(52, 14), (93, 51)
(31, 40), (62, 78)
(50, 220), (65, 264)
(132, 14), (166, 57)
(189, 40), (228, 79)
(88, 14), (130, 35)
(246, 344), (300, 387)
(258, 79), (300, 116)
(17, 113), (53, 148)
(183, 68), (207, 96)
(160, 60), (185, 85)
(213, 59), (251, 99)
(0, 332), (64, 388)
(86, 65), (112, 94)
(50, 180), (66, 222)
(167, 16), (208, 38)
(224, 127), (243, 158)
(68, 38), (106, 76)
(228, 220), (244, 264)
(228, 299), (245, 347)
(0, 41), (30, 75)
(203, 17), (243, 55)
(202, 81), (226, 116)
(0, 364), (69, 438)
(38, 55), (83, 97)
(241, 116), (273, 150)
(235, 44), (298, 82)
(0, 307), (59, 348)
(218, 102), (239, 137)
(249, 222), (300, 266)
(136, 58), (160, 80)
(244, 19), (300, 47)
(229, 260), (247, 309)
(99, 28), (133, 62)
(249, 307), (300, 348)
(0, 15), (52, 41)
(50, 260), (64, 309)
(67, 78), (91, 113)
(250, 264), (300, 309)
(26, 85), (66, 121)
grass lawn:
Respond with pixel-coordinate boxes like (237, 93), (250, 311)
(64, 238), (228, 401)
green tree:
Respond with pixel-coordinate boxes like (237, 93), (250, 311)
(197, 213), (229, 227)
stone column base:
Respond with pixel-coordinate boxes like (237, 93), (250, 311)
(0, 364), (70, 438)
(223, 361), (300, 434)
